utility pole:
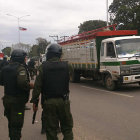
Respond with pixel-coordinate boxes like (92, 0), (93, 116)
(49, 35), (59, 43)
(6, 14), (30, 43)
(106, 0), (109, 26)
(60, 36), (69, 42)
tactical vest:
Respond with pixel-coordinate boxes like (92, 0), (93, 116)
(42, 61), (69, 99)
(0, 60), (9, 71)
(2, 63), (24, 96)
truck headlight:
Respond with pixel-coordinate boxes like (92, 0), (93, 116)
(121, 70), (125, 74)
(121, 70), (130, 75)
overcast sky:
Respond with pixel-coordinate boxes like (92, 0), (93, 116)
(0, 0), (113, 48)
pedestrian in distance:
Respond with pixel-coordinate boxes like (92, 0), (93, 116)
(28, 58), (36, 80)
(24, 59), (32, 110)
(30, 43), (74, 140)
(0, 49), (34, 140)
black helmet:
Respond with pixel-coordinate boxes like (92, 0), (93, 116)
(46, 43), (62, 60)
(11, 49), (27, 64)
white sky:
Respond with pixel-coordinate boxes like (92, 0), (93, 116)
(0, 0), (113, 48)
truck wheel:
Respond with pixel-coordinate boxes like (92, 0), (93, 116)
(105, 75), (116, 91)
(70, 70), (80, 83)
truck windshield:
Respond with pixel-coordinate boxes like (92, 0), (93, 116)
(115, 38), (140, 58)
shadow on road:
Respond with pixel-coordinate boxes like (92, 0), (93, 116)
(75, 78), (140, 93)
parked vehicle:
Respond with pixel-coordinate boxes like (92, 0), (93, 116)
(59, 24), (140, 90)
(0, 52), (4, 60)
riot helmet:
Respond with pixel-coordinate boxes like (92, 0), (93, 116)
(11, 49), (27, 64)
(45, 43), (62, 60)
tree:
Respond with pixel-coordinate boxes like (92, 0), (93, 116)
(29, 45), (39, 57)
(109, 0), (140, 32)
(2, 47), (11, 56)
(36, 37), (50, 54)
(29, 38), (50, 58)
(78, 20), (107, 34)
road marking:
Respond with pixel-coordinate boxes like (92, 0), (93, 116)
(81, 86), (134, 98)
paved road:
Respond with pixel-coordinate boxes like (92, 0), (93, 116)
(71, 80), (140, 140)
(1, 79), (140, 140)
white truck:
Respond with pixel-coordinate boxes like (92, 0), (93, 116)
(59, 24), (140, 90)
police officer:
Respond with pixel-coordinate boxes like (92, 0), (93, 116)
(30, 43), (73, 140)
(0, 49), (34, 140)
(27, 58), (36, 80)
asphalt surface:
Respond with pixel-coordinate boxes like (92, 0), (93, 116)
(1, 79), (140, 140)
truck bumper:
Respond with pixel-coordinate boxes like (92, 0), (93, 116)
(122, 74), (140, 84)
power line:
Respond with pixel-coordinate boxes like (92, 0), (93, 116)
(60, 36), (69, 42)
(49, 35), (59, 43)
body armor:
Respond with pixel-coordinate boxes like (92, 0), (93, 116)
(2, 63), (24, 96)
(42, 61), (69, 99)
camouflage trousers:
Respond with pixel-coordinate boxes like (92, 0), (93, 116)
(43, 98), (73, 140)
(3, 96), (25, 140)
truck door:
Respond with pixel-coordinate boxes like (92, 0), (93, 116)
(100, 42), (117, 71)
(106, 42), (116, 58)
(104, 42), (118, 74)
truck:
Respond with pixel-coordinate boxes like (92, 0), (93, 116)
(58, 24), (140, 90)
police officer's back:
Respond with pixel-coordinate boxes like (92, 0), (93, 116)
(0, 49), (33, 140)
(31, 43), (73, 140)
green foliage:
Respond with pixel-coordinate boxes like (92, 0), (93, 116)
(29, 45), (39, 57)
(2, 47), (11, 56)
(36, 37), (49, 54)
(109, 0), (140, 33)
(29, 37), (50, 57)
(78, 20), (107, 34)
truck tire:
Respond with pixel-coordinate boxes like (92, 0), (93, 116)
(105, 75), (116, 91)
(70, 70), (80, 83)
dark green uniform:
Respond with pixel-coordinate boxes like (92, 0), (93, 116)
(28, 59), (36, 80)
(30, 58), (73, 140)
(0, 62), (30, 140)
(41, 92), (46, 134)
